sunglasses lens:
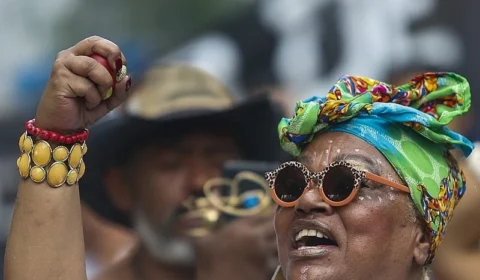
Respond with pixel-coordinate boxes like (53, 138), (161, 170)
(274, 166), (306, 202)
(322, 165), (355, 202)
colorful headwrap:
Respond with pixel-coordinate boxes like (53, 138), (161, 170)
(279, 72), (474, 265)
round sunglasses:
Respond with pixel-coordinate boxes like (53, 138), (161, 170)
(265, 161), (410, 207)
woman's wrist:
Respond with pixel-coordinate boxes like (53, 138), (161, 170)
(33, 113), (87, 135)
(26, 119), (89, 144)
(18, 122), (88, 188)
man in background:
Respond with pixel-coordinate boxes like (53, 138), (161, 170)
(81, 64), (288, 280)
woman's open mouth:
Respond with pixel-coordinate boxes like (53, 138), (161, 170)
(294, 228), (338, 249)
(289, 220), (339, 259)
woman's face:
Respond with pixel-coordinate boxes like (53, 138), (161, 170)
(275, 132), (429, 280)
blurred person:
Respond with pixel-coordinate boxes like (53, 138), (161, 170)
(80, 63), (285, 280)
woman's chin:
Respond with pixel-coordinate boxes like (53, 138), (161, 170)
(284, 254), (340, 280)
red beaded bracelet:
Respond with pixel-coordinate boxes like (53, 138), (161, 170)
(25, 119), (89, 144)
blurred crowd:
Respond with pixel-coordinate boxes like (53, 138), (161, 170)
(2, 0), (480, 279)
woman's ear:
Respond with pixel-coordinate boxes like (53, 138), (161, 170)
(413, 228), (430, 265)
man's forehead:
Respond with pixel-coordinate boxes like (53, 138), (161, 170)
(142, 131), (238, 151)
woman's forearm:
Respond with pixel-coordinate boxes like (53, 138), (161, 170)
(4, 180), (86, 280)
(3, 36), (130, 280)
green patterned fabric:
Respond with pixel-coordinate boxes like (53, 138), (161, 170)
(278, 73), (473, 265)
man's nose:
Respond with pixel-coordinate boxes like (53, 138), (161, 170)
(184, 159), (221, 194)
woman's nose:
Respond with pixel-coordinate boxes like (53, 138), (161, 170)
(295, 180), (334, 216)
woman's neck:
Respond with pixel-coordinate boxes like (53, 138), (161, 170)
(400, 265), (426, 280)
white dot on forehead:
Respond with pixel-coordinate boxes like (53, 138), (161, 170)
(388, 193), (395, 201)
(325, 149), (329, 154)
(358, 196), (365, 200)
(328, 140), (333, 144)
(336, 149), (341, 153)
(354, 149), (360, 152)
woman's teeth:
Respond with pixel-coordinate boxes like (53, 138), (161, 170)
(295, 229), (329, 241)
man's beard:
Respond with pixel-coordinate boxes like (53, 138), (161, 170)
(133, 207), (196, 267)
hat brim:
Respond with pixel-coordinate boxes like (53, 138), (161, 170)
(80, 94), (288, 227)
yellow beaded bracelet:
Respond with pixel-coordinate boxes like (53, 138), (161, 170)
(16, 132), (87, 188)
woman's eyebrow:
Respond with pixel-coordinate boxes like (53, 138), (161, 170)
(296, 154), (313, 165)
(334, 153), (380, 174)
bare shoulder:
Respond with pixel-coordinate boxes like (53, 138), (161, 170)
(92, 257), (135, 280)
(439, 152), (480, 247)
(459, 150), (480, 216)
(452, 146), (480, 215)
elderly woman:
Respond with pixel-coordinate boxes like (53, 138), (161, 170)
(3, 37), (473, 280)
(268, 73), (473, 280)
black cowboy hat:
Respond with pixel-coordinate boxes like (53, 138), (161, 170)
(80, 64), (289, 227)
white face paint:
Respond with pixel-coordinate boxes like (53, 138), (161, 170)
(388, 192), (396, 201)
(328, 140), (333, 144)
(365, 195), (372, 200)
(336, 149), (341, 153)
(378, 196), (383, 202)
(358, 196), (365, 201)
(300, 265), (310, 280)
(354, 149), (360, 152)
(374, 157), (384, 166)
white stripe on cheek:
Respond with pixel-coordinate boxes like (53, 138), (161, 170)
(300, 266), (309, 280)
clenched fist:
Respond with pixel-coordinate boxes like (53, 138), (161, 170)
(35, 36), (132, 133)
